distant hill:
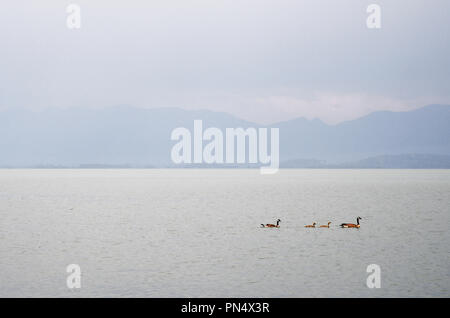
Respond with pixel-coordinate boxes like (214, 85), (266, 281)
(0, 106), (253, 167)
(280, 158), (326, 168)
(274, 104), (450, 163)
(0, 104), (449, 168)
(334, 154), (450, 169)
(281, 154), (450, 169)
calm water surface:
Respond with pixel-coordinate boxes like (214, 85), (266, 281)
(0, 169), (449, 297)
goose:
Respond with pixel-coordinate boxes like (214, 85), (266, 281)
(304, 222), (316, 228)
(340, 217), (362, 228)
(261, 219), (281, 228)
(320, 222), (332, 228)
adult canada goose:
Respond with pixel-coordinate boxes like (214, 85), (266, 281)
(320, 222), (332, 228)
(261, 219), (281, 228)
(304, 222), (316, 228)
(340, 217), (362, 228)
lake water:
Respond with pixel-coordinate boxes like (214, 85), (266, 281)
(0, 169), (449, 297)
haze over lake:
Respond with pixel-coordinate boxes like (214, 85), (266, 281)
(0, 169), (448, 297)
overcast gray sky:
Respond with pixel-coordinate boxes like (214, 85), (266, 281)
(1, 0), (449, 124)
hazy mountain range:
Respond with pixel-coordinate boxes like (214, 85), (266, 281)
(0, 104), (449, 168)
